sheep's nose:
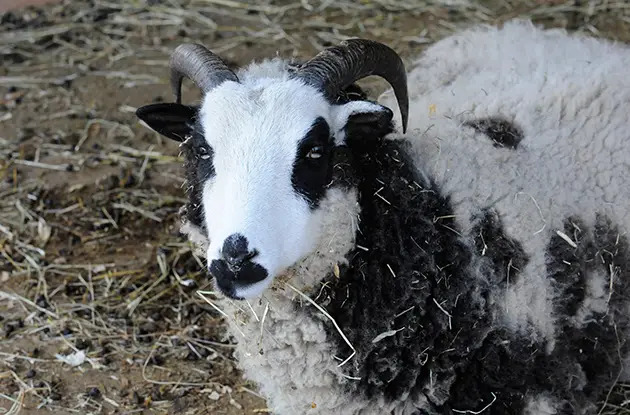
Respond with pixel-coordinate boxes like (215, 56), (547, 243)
(221, 234), (258, 269)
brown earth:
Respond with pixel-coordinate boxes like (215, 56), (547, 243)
(2, 0), (630, 414)
(0, 0), (57, 13)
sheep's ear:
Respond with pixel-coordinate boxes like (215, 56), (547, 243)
(136, 103), (198, 142)
(331, 101), (394, 145)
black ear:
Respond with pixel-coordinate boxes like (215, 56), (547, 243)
(136, 103), (198, 142)
(344, 105), (394, 142)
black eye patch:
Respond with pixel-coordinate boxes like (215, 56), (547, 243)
(296, 117), (333, 159)
(182, 120), (216, 180)
(180, 121), (216, 231)
(292, 117), (334, 208)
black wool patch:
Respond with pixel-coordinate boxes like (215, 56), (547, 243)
(544, 214), (630, 409)
(446, 214), (630, 413)
(471, 208), (529, 286)
(308, 137), (505, 407)
(180, 117), (215, 231)
(466, 117), (524, 149)
(445, 329), (540, 415)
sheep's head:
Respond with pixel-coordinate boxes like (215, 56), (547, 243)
(136, 40), (408, 299)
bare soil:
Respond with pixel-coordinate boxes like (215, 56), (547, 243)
(0, 0), (57, 13)
(2, 1), (630, 414)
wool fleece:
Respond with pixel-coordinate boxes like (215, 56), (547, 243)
(181, 20), (630, 415)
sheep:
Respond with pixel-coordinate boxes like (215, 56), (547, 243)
(135, 20), (630, 415)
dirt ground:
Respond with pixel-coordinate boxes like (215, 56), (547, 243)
(2, 1), (630, 414)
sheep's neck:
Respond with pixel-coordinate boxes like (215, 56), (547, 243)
(300, 137), (486, 403)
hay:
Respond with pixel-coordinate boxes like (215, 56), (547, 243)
(452, 392), (497, 414)
(2, 0), (630, 413)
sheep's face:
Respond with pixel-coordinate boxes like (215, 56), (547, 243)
(137, 78), (394, 299)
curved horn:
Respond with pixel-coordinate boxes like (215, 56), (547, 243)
(169, 43), (239, 104)
(296, 39), (409, 133)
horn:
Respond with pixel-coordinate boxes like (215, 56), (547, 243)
(296, 39), (409, 133)
(169, 43), (239, 104)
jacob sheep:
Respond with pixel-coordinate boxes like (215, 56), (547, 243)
(136, 20), (630, 415)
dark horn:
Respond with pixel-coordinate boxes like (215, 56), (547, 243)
(296, 39), (409, 133)
(169, 43), (239, 104)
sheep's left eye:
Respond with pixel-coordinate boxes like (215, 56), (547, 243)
(306, 146), (324, 160)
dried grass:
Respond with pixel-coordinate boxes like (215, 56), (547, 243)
(2, 0), (630, 413)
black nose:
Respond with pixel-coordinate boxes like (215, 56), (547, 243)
(222, 234), (258, 269)
(210, 234), (268, 299)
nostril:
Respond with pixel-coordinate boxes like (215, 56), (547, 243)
(221, 234), (258, 269)
(225, 249), (258, 268)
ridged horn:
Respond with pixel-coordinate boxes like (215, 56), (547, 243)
(169, 43), (239, 103)
(296, 39), (409, 133)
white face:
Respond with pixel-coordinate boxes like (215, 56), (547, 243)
(196, 78), (386, 299)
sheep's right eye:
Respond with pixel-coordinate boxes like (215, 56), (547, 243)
(198, 146), (211, 160)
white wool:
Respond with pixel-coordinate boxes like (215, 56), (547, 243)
(380, 19), (630, 343)
(523, 394), (560, 414)
(235, 57), (294, 82)
(573, 268), (611, 327)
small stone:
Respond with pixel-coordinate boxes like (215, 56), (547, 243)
(35, 295), (49, 309)
(172, 397), (187, 413)
(150, 389), (162, 401)
(120, 377), (130, 389)
(87, 387), (101, 399)
(75, 338), (91, 350)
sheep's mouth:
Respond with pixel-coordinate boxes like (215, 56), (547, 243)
(209, 259), (269, 300)
(213, 278), (242, 300)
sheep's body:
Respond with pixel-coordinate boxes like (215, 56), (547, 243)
(380, 20), (630, 344)
(182, 21), (630, 414)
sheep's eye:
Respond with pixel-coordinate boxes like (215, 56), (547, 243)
(306, 146), (324, 160)
(198, 146), (211, 160)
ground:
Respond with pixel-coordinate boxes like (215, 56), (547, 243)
(1, 0), (630, 414)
